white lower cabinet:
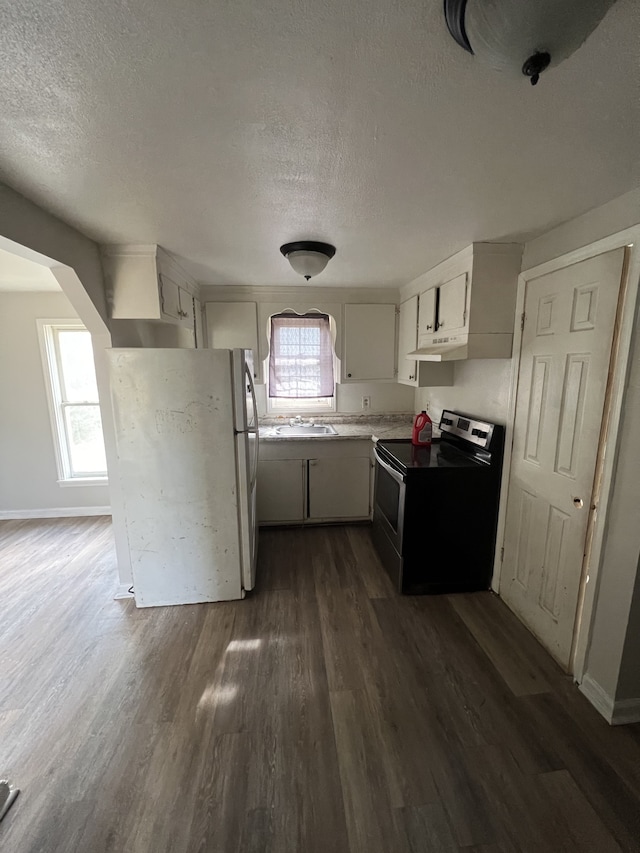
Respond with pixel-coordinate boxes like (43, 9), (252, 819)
(308, 457), (370, 520)
(257, 459), (305, 522)
(257, 440), (373, 525)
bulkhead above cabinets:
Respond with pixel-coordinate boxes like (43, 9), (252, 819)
(402, 243), (523, 363)
(102, 245), (202, 337)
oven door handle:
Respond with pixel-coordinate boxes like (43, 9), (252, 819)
(374, 446), (406, 485)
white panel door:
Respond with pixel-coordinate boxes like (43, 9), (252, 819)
(257, 459), (305, 522)
(397, 296), (418, 384)
(308, 457), (370, 519)
(437, 273), (467, 333)
(500, 249), (625, 668)
(343, 304), (396, 381)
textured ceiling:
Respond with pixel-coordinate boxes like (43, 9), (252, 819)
(0, 0), (638, 288)
(0, 247), (60, 291)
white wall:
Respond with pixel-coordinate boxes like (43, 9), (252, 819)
(415, 359), (512, 426)
(254, 379), (414, 417)
(0, 291), (110, 514)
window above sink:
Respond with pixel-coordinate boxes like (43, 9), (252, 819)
(266, 311), (337, 415)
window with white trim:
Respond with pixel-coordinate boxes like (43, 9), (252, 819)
(38, 322), (108, 483)
(267, 312), (336, 413)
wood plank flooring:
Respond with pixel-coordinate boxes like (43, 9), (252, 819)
(1, 518), (639, 852)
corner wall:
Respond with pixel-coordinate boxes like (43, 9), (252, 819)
(0, 183), (132, 587)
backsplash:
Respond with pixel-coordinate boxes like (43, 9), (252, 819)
(415, 359), (512, 427)
(253, 381), (415, 417)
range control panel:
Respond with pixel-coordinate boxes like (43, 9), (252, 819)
(439, 410), (495, 449)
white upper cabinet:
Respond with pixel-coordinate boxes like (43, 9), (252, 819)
(398, 294), (454, 387)
(343, 303), (396, 381)
(205, 302), (259, 379)
(417, 287), (436, 339)
(398, 296), (418, 384)
(437, 273), (467, 333)
(102, 245), (199, 331)
(405, 243), (523, 361)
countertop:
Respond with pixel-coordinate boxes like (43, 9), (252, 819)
(258, 414), (415, 443)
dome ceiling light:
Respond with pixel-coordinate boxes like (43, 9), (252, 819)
(443, 0), (619, 86)
(280, 241), (336, 281)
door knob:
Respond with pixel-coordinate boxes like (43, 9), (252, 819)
(573, 497), (584, 508)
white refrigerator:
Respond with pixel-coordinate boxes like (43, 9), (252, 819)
(107, 348), (259, 607)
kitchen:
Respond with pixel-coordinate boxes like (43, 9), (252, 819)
(1, 0), (640, 850)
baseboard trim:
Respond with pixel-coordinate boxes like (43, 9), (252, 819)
(0, 506), (112, 520)
(579, 674), (614, 723)
(579, 674), (640, 725)
(611, 697), (640, 726)
(114, 584), (135, 601)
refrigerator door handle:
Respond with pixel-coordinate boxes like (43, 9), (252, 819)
(251, 427), (259, 487)
(246, 363), (258, 429)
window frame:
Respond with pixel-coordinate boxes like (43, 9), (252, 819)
(266, 311), (337, 415)
(37, 320), (108, 486)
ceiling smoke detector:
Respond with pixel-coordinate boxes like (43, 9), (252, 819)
(279, 241), (336, 281)
(444, 0), (618, 85)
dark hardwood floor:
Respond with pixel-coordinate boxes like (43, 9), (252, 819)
(1, 518), (639, 852)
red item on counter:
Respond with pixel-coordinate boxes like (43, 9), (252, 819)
(412, 410), (432, 446)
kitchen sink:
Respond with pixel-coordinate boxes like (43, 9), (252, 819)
(274, 424), (338, 436)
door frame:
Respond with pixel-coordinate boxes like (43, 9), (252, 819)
(492, 225), (640, 682)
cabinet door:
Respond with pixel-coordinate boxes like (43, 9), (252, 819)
(179, 288), (195, 328)
(397, 296), (418, 384)
(257, 459), (305, 522)
(193, 298), (205, 347)
(343, 304), (396, 381)
(437, 273), (467, 333)
(308, 457), (370, 519)
(158, 274), (181, 321)
(206, 302), (260, 379)
(418, 287), (437, 338)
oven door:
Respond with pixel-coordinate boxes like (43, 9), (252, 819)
(372, 447), (406, 589)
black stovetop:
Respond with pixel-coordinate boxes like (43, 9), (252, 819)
(376, 438), (489, 472)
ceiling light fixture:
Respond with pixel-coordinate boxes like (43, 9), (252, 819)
(280, 241), (336, 281)
(444, 0), (618, 86)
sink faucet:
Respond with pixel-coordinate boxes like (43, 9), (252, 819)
(290, 415), (303, 426)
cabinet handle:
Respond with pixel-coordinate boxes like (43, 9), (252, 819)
(436, 321), (443, 330)
(425, 324), (433, 331)
(347, 373), (352, 378)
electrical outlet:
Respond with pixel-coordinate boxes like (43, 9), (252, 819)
(424, 400), (430, 413)
(361, 396), (371, 411)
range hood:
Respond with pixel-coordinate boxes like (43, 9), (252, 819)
(409, 333), (513, 362)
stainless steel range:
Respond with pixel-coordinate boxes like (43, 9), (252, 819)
(371, 410), (504, 594)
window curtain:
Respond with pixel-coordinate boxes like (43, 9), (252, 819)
(269, 313), (334, 398)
